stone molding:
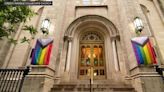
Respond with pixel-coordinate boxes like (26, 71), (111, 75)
(110, 34), (120, 41)
(63, 36), (73, 42)
(64, 15), (119, 37)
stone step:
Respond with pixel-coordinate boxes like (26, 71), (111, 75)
(52, 85), (133, 88)
(50, 83), (135, 92)
(52, 83), (132, 88)
(51, 88), (134, 92)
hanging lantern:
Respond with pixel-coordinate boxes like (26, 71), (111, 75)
(134, 17), (144, 33)
(41, 19), (50, 35)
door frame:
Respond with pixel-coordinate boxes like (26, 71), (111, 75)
(78, 41), (106, 80)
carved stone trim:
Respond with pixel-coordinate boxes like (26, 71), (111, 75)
(110, 34), (120, 41)
(63, 36), (73, 42)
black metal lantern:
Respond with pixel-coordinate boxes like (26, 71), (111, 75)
(134, 17), (144, 33)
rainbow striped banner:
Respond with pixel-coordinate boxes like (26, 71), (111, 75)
(31, 38), (53, 65)
(131, 37), (157, 65)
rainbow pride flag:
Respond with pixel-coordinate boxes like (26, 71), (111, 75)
(131, 37), (157, 65)
(31, 38), (53, 65)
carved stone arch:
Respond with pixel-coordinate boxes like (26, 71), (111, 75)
(64, 15), (119, 38)
(63, 15), (120, 81)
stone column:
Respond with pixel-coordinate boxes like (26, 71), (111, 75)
(66, 37), (72, 72)
(112, 39), (119, 72)
(61, 36), (73, 82)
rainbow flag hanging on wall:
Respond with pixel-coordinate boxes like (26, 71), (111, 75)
(31, 38), (53, 65)
(131, 37), (157, 65)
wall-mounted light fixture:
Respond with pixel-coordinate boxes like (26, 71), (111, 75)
(41, 19), (50, 35)
(134, 17), (144, 33)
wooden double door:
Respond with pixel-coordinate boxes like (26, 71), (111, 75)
(78, 43), (106, 80)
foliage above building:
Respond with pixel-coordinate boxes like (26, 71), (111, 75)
(0, 0), (37, 44)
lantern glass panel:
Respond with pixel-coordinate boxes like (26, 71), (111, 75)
(41, 19), (50, 30)
(134, 17), (143, 31)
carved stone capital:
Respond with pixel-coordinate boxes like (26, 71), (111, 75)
(110, 34), (120, 41)
(68, 37), (73, 42)
(63, 35), (73, 42)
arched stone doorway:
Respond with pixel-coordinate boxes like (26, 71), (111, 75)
(63, 15), (120, 81)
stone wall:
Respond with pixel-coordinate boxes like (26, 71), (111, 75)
(1, 0), (164, 92)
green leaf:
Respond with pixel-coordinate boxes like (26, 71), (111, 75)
(0, 3), (37, 43)
(22, 25), (37, 35)
(21, 36), (30, 43)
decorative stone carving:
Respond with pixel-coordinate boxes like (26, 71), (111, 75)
(63, 36), (73, 42)
(81, 32), (103, 41)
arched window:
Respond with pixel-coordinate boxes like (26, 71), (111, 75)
(81, 32), (102, 41)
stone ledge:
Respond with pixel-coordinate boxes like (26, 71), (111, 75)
(125, 72), (161, 80)
(29, 65), (55, 72)
(75, 5), (108, 9)
(130, 65), (155, 72)
(27, 65), (56, 78)
(27, 73), (54, 78)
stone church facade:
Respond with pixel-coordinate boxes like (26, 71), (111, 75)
(0, 0), (164, 92)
